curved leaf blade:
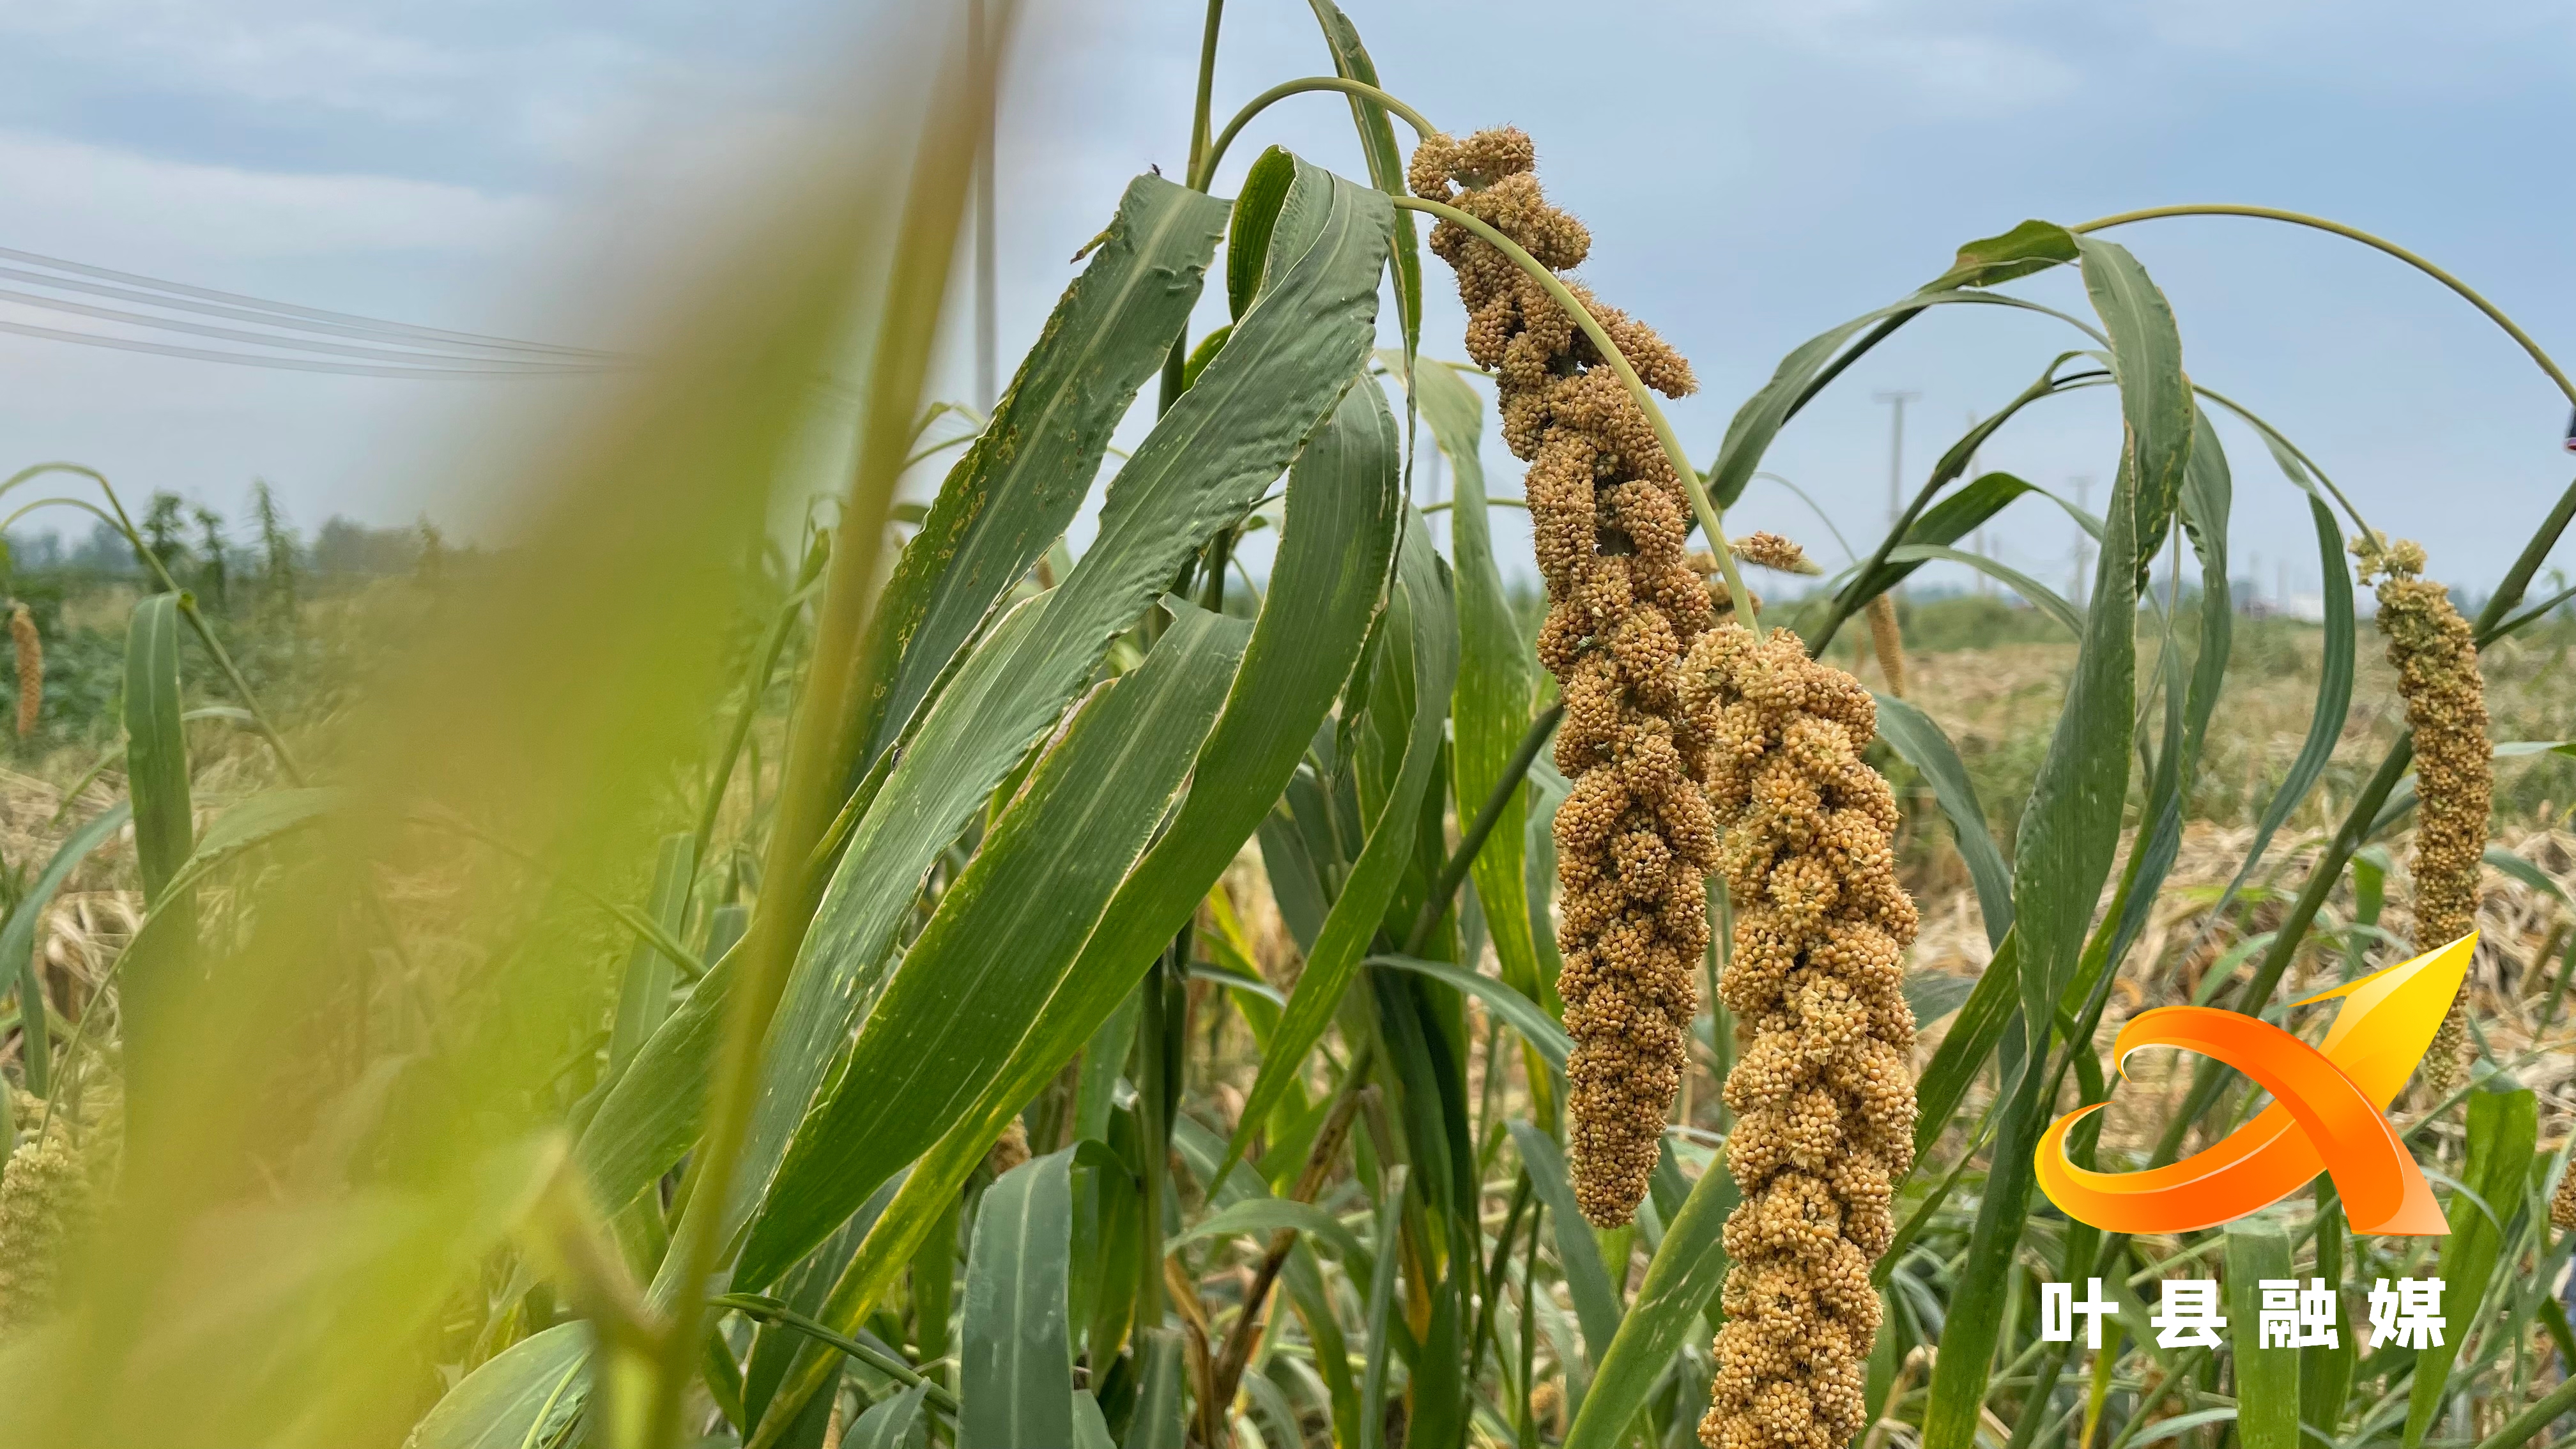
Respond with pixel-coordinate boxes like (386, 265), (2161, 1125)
(746, 348), (1406, 1439)
(408, 1322), (592, 1449)
(1170, 1197), (1365, 1266)
(960, 1148), (1076, 1449)
(1365, 953), (1567, 1069)
(1871, 694), (2012, 946)
(3, 800), (129, 1095)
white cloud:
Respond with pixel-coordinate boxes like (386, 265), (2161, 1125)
(0, 128), (549, 263)
(0, 1), (470, 121)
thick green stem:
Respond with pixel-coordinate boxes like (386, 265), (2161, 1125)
(2073, 204), (2576, 410)
(1389, 195), (1757, 636)
(1185, 0), (1225, 178)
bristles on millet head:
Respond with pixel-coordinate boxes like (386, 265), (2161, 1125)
(2354, 535), (2488, 1092)
(0, 1129), (85, 1334)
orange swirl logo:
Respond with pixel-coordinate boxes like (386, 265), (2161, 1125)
(2035, 934), (2474, 1236)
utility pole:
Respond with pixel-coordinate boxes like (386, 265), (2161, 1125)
(970, 0), (999, 415)
(1874, 390), (1920, 533)
(2070, 475), (2094, 610)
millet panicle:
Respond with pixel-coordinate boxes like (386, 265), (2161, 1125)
(2353, 534), (2488, 1092)
(1410, 126), (1712, 1227)
(0, 1130), (84, 1334)
(9, 605), (38, 741)
(1684, 625), (1918, 1449)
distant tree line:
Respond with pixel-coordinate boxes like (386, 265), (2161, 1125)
(2, 480), (450, 608)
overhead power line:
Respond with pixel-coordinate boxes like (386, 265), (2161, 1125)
(0, 245), (621, 360)
(0, 317), (613, 379)
(0, 242), (630, 377)
(0, 286), (613, 371)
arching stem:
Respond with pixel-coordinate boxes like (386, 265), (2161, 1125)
(1197, 77), (1439, 191)
(2073, 204), (2576, 410)
(1392, 194), (1759, 636)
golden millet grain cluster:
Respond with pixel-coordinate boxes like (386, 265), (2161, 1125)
(1683, 625), (1918, 1449)
(2554, 1158), (2576, 1234)
(0, 1128), (85, 1333)
(1410, 126), (1710, 1227)
(1733, 532), (1820, 578)
(2353, 535), (2488, 1093)
(10, 604), (37, 740)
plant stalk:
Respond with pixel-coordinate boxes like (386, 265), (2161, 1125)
(642, 27), (981, 1443)
(1403, 700), (1562, 956)
(1203, 1062), (1374, 1423)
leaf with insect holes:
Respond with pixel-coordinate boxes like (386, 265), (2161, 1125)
(739, 329), (1405, 1440)
(854, 174), (1230, 765)
(702, 153), (1393, 1287)
(739, 602), (1246, 1284)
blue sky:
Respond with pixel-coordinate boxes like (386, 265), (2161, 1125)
(0, 0), (2566, 598)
